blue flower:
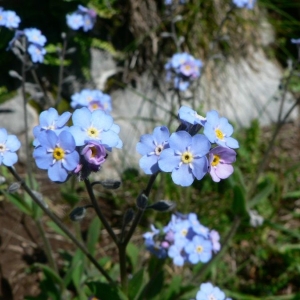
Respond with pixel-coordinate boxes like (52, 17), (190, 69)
(0, 8), (6, 26)
(33, 108), (71, 147)
(66, 5), (96, 32)
(158, 131), (210, 186)
(232, 0), (256, 9)
(196, 282), (226, 300)
(71, 89), (112, 113)
(66, 13), (84, 30)
(3, 10), (21, 28)
(24, 28), (47, 47)
(168, 239), (186, 266)
(0, 128), (21, 166)
(69, 107), (122, 150)
(291, 38), (300, 45)
(178, 106), (206, 127)
(204, 110), (239, 149)
(6, 30), (24, 50)
(136, 126), (170, 174)
(184, 235), (212, 264)
(33, 130), (79, 182)
(27, 44), (46, 63)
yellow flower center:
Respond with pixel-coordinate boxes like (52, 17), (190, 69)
(181, 151), (193, 164)
(90, 103), (100, 111)
(215, 128), (224, 140)
(181, 229), (188, 236)
(90, 146), (97, 157)
(53, 147), (65, 160)
(211, 154), (220, 167)
(196, 245), (203, 253)
(87, 127), (99, 138)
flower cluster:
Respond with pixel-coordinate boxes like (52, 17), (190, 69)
(164, 0), (186, 5)
(232, 0), (256, 9)
(66, 5), (97, 32)
(136, 106), (238, 187)
(0, 8), (20, 28)
(143, 212), (220, 266)
(71, 89), (112, 112)
(33, 107), (122, 182)
(0, 128), (21, 167)
(195, 282), (231, 300)
(7, 28), (47, 63)
(165, 53), (203, 91)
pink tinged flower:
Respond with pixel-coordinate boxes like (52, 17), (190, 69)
(81, 141), (106, 170)
(208, 146), (236, 182)
(209, 230), (221, 253)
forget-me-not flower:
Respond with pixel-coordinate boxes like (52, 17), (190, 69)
(204, 110), (239, 149)
(208, 146), (236, 182)
(232, 0), (256, 9)
(196, 282), (226, 300)
(33, 108), (71, 147)
(0, 128), (21, 167)
(69, 107), (122, 150)
(33, 130), (79, 182)
(27, 44), (46, 63)
(3, 10), (21, 28)
(66, 5), (96, 32)
(158, 131), (210, 186)
(136, 126), (170, 174)
(24, 28), (47, 47)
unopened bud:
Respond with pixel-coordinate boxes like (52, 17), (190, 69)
(69, 206), (87, 222)
(7, 181), (21, 193)
(0, 176), (6, 185)
(92, 180), (121, 189)
(147, 200), (176, 212)
(136, 193), (148, 210)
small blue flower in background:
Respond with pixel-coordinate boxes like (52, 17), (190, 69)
(291, 38), (300, 45)
(196, 282), (226, 300)
(27, 44), (46, 63)
(66, 5), (97, 32)
(24, 28), (47, 47)
(0, 128), (21, 167)
(143, 212), (219, 267)
(33, 108), (71, 147)
(71, 89), (112, 113)
(158, 131), (210, 187)
(33, 130), (79, 182)
(232, 0), (256, 9)
(66, 13), (84, 30)
(165, 52), (203, 91)
(0, 9), (21, 28)
(69, 107), (122, 150)
(184, 235), (212, 264)
(136, 126), (170, 174)
(204, 110), (239, 149)
(208, 146), (236, 182)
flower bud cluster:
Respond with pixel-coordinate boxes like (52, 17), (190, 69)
(143, 212), (220, 266)
(66, 5), (97, 32)
(136, 105), (238, 186)
(165, 53), (203, 91)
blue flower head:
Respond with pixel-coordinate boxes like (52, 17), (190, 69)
(66, 13), (84, 30)
(232, 0), (256, 9)
(33, 130), (79, 182)
(196, 282), (226, 300)
(24, 28), (47, 47)
(136, 126), (170, 174)
(204, 110), (239, 149)
(66, 5), (96, 32)
(4, 10), (21, 28)
(158, 131), (210, 186)
(69, 107), (122, 150)
(33, 108), (71, 147)
(0, 128), (21, 166)
(28, 44), (46, 63)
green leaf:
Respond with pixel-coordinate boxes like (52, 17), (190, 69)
(5, 192), (32, 216)
(33, 263), (63, 286)
(126, 243), (139, 272)
(86, 282), (128, 300)
(46, 220), (69, 239)
(232, 185), (248, 217)
(128, 269), (144, 300)
(87, 217), (101, 256)
(159, 275), (182, 300)
(71, 249), (85, 290)
(248, 181), (274, 208)
(138, 270), (164, 300)
(283, 190), (300, 199)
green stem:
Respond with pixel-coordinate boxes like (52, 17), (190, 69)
(7, 167), (114, 284)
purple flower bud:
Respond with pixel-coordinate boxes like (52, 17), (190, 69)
(81, 141), (106, 171)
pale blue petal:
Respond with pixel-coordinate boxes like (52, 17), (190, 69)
(2, 152), (18, 166)
(203, 125), (216, 143)
(68, 126), (86, 146)
(63, 151), (79, 171)
(169, 131), (191, 152)
(100, 131), (120, 148)
(139, 155), (159, 174)
(225, 137), (239, 149)
(40, 108), (58, 126)
(33, 147), (52, 169)
(58, 131), (76, 151)
(206, 110), (219, 125)
(192, 157), (208, 180)
(72, 107), (91, 127)
(6, 135), (21, 151)
(92, 110), (113, 130)
(136, 134), (155, 155)
(48, 163), (68, 182)
(172, 164), (194, 186)
(191, 134), (211, 157)
(56, 111), (71, 127)
(158, 148), (180, 172)
(0, 128), (8, 143)
(153, 126), (170, 143)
